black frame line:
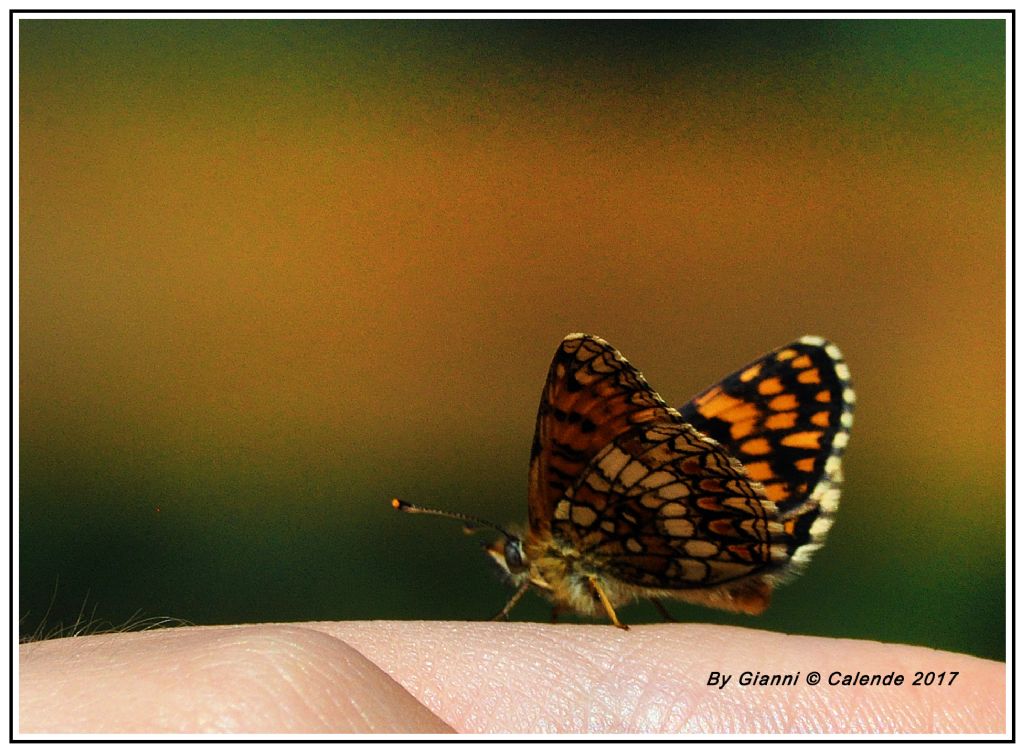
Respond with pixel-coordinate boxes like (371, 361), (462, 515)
(8, 10), (1015, 741)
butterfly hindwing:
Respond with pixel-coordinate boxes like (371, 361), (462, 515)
(552, 421), (790, 593)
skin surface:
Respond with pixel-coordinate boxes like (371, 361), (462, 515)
(19, 621), (1005, 735)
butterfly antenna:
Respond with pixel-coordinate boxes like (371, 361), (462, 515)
(391, 498), (516, 541)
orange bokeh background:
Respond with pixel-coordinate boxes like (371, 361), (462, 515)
(20, 19), (1005, 658)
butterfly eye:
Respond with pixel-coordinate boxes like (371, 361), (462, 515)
(504, 539), (527, 573)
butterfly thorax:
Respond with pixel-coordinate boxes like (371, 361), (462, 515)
(487, 527), (643, 617)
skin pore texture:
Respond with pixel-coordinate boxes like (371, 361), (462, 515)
(19, 621), (1004, 734)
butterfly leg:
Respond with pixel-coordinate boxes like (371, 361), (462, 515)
(489, 579), (530, 622)
(649, 597), (680, 623)
(586, 575), (629, 630)
(550, 604), (566, 624)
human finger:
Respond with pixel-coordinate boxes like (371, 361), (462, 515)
(316, 620), (1005, 734)
(19, 624), (453, 734)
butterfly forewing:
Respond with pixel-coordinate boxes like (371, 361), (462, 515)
(677, 336), (854, 555)
(527, 334), (679, 533)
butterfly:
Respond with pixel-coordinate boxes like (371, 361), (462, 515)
(393, 333), (854, 629)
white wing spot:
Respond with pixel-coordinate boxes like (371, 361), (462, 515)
(661, 518), (695, 537)
(639, 470), (675, 489)
(659, 482), (691, 499)
(660, 501), (688, 517)
(617, 460), (647, 489)
(571, 505), (597, 527)
(809, 516), (834, 538)
(820, 487), (841, 513)
(684, 540), (719, 558)
(598, 447), (630, 479)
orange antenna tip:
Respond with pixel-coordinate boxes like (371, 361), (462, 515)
(389, 497), (516, 541)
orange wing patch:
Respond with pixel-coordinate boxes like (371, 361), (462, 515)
(697, 391), (744, 417)
(797, 368), (821, 384)
(768, 394), (798, 411)
(764, 412), (797, 430)
(740, 363), (762, 382)
(739, 437), (772, 455)
(780, 431), (822, 449)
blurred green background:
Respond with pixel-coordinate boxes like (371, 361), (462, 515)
(19, 19), (1005, 659)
